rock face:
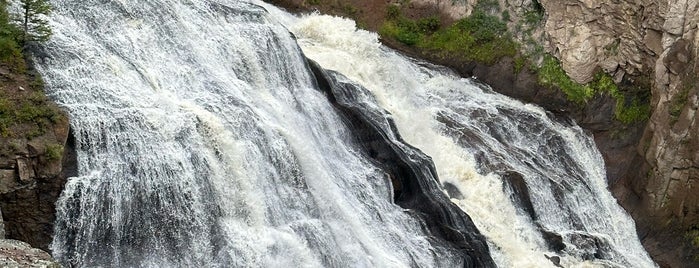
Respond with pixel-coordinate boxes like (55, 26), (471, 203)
(536, 0), (699, 266)
(0, 125), (73, 251)
(0, 239), (61, 268)
(0, 66), (74, 253)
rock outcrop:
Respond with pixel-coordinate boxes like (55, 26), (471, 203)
(534, 0), (699, 266)
(0, 124), (72, 251)
(0, 65), (74, 253)
(0, 239), (61, 268)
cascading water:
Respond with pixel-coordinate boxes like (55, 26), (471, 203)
(283, 12), (657, 268)
(35, 0), (492, 266)
(31, 0), (656, 267)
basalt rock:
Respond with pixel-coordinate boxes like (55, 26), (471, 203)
(308, 59), (497, 267)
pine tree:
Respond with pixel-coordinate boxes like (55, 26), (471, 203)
(16, 0), (52, 44)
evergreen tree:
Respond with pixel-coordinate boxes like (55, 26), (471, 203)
(0, 0), (25, 71)
(16, 0), (52, 44)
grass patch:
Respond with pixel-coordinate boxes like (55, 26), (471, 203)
(688, 226), (699, 261)
(381, 7), (517, 64)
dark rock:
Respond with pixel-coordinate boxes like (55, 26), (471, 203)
(443, 182), (464, 199)
(501, 171), (537, 221)
(663, 39), (693, 75)
(0, 171), (17, 195)
(545, 254), (563, 267)
(308, 60), (496, 267)
(0, 129), (75, 251)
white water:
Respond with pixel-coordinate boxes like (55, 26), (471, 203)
(35, 0), (468, 267)
(282, 13), (657, 268)
(33, 0), (657, 266)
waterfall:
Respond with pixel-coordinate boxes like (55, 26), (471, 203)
(32, 0), (655, 267)
(35, 0), (490, 266)
(284, 12), (656, 268)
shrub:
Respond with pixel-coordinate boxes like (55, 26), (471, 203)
(45, 143), (63, 161)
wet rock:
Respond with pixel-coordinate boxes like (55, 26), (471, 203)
(545, 254), (563, 267)
(501, 171), (537, 221)
(443, 182), (464, 199)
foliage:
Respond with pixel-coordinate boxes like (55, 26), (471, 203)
(386, 5), (401, 20)
(475, 0), (500, 14)
(453, 11), (507, 42)
(538, 55), (594, 103)
(45, 143), (63, 161)
(513, 56), (526, 74)
(538, 55), (649, 123)
(381, 7), (516, 64)
(0, 1), (25, 72)
(16, 0), (52, 44)
(501, 10), (510, 22)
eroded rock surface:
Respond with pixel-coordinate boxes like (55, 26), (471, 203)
(0, 239), (61, 268)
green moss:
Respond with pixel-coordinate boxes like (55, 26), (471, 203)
(670, 74), (697, 124)
(538, 55), (594, 103)
(537, 57), (649, 123)
(513, 56), (526, 74)
(687, 226), (699, 261)
(475, 0), (500, 13)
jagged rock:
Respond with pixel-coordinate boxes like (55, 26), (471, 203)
(0, 239), (60, 268)
(15, 159), (34, 183)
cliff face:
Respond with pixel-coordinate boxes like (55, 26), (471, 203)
(0, 64), (74, 253)
(535, 0), (699, 266)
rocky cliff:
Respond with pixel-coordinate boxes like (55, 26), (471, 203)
(534, 0), (699, 266)
(0, 63), (73, 261)
(265, 0), (698, 266)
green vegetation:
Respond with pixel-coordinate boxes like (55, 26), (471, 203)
(378, 1), (647, 124)
(17, 0), (53, 43)
(537, 55), (650, 123)
(380, 6), (517, 64)
(688, 226), (699, 261)
(538, 55), (594, 103)
(45, 143), (63, 161)
(0, 0), (61, 139)
(669, 73), (697, 124)
(0, 1), (26, 72)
